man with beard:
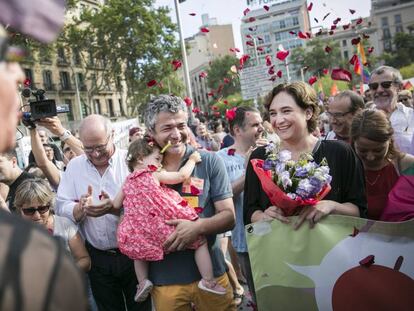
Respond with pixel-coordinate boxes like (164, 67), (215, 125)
(144, 95), (236, 311)
(369, 66), (414, 154)
(325, 90), (365, 143)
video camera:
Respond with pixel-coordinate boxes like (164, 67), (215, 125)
(21, 88), (70, 122)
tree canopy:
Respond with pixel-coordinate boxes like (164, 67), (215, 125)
(206, 55), (240, 99)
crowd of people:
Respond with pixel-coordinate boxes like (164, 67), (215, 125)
(1, 62), (414, 310)
(1, 7), (414, 308)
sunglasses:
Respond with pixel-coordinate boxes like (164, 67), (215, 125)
(368, 81), (394, 90)
(22, 204), (50, 216)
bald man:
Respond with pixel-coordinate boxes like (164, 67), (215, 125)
(56, 115), (151, 311)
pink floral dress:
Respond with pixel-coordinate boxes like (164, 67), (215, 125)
(117, 168), (202, 261)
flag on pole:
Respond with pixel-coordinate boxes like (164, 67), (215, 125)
(357, 42), (367, 65)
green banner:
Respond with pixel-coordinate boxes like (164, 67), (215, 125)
(245, 215), (414, 311)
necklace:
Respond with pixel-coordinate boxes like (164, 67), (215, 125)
(365, 173), (382, 186)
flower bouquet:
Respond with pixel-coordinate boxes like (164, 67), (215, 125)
(250, 143), (332, 216)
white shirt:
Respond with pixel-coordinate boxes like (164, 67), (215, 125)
(390, 102), (414, 154)
(56, 148), (129, 250)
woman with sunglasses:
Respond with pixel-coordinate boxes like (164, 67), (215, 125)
(351, 109), (414, 220)
(14, 178), (91, 272)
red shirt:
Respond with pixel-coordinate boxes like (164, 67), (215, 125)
(365, 162), (399, 220)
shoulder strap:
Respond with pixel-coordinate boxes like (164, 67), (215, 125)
(312, 139), (322, 156)
(0, 218), (31, 311)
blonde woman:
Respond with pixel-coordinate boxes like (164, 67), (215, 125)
(14, 178), (91, 272)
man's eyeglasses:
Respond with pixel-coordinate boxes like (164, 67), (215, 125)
(368, 81), (394, 91)
(84, 136), (111, 154)
(22, 204), (50, 216)
(326, 111), (353, 119)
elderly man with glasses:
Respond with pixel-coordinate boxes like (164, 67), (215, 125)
(325, 90), (365, 143)
(56, 114), (151, 311)
(369, 65), (414, 154)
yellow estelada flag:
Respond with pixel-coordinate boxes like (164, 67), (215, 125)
(357, 42), (367, 65)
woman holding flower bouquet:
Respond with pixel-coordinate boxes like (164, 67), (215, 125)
(244, 81), (367, 228)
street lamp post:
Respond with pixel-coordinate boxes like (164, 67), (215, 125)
(173, 0), (194, 122)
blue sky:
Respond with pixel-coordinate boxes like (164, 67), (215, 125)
(155, 0), (371, 52)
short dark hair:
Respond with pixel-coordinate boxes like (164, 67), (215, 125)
(126, 138), (160, 172)
(334, 90), (365, 113)
(229, 106), (260, 136)
(1, 149), (17, 160)
(371, 65), (403, 86)
(264, 82), (320, 133)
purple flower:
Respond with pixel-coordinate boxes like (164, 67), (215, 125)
(263, 159), (275, 171)
(296, 178), (313, 198)
(278, 150), (291, 162)
(280, 171), (292, 189)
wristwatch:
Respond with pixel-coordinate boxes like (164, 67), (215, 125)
(59, 129), (72, 142)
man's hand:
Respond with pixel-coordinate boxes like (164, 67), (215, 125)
(83, 187), (114, 217)
(36, 116), (65, 136)
(163, 219), (202, 252)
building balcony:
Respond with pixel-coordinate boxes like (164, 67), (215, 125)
(59, 84), (75, 93)
(56, 57), (70, 66)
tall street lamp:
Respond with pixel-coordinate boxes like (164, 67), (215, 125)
(174, 0), (194, 121)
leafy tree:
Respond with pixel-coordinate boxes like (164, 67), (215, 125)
(399, 63), (414, 79)
(63, 0), (184, 116)
(290, 38), (343, 77)
(206, 55), (240, 98)
(381, 32), (414, 68)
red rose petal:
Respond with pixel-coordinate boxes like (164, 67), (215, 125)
(179, 199), (188, 207)
(325, 46), (332, 53)
(192, 107), (201, 113)
(265, 55), (272, 66)
(350, 227), (360, 237)
(276, 70), (282, 78)
(298, 31), (307, 39)
(349, 54), (358, 65)
(289, 31), (297, 35)
(263, 5), (269, 11)
(268, 66), (275, 75)
(331, 25), (337, 31)
(246, 41), (254, 47)
(368, 47), (374, 53)
(171, 59), (182, 71)
(248, 17), (256, 22)
(363, 33), (370, 39)
(351, 37), (361, 45)
(199, 71), (207, 78)
(323, 68), (329, 75)
(243, 8), (250, 16)
(333, 18), (341, 25)
(208, 92), (214, 97)
(227, 148), (236, 156)
(147, 164), (158, 171)
(223, 78), (230, 84)
(23, 78), (31, 87)
(276, 50), (289, 61)
(200, 27), (210, 33)
(223, 100), (228, 105)
(306, 32), (312, 39)
(329, 31), (334, 35)
(323, 13), (331, 21)
(189, 13), (196, 16)
(217, 84), (224, 94)
(359, 255), (375, 267)
(225, 107), (237, 121)
(194, 207), (204, 214)
(314, 18), (319, 23)
(307, 2), (313, 11)
(183, 96), (192, 107)
(349, 9), (356, 14)
(343, 24), (351, 30)
(269, 75), (277, 82)
(308, 76), (317, 85)
(147, 80), (157, 87)
(356, 18), (363, 25)
(331, 68), (352, 82)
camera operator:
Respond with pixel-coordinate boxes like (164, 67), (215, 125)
(0, 2), (88, 309)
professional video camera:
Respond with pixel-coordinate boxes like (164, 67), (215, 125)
(21, 88), (70, 123)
